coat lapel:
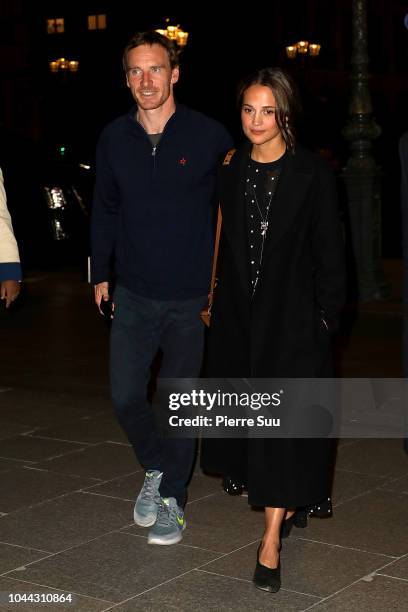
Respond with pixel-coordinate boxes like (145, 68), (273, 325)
(264, 148), (313, 250)
(220, 143), (251, 293)
(220, 144), (313, 293)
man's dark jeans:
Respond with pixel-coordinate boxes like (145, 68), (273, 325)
(110, 285), (206, 507)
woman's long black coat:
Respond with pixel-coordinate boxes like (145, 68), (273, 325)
(201, 143), (346, 508)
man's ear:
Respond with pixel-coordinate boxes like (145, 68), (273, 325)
(171, 66), (180, 85)
(125, 74), (130, 89)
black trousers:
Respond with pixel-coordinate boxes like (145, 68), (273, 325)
(110, 285), (206, 506)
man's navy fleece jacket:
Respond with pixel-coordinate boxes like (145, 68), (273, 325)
(91, 104), (232, 300)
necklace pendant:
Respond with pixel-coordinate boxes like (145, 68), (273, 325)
(260, 221), (268, 236)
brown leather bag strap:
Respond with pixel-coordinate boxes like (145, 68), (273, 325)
(209, 206), (222, 297)
(222, 148), (236, 166)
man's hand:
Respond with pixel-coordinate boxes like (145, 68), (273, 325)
(94, 281), (112, 315)
(0, 280), (20, 308)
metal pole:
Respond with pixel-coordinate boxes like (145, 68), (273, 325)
(342, 0), (390, 300)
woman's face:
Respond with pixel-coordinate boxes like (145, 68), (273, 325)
(241, 84), (284, 147)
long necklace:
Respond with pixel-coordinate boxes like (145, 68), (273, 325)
(251, 186), (273, 236)
(248, 169), (277, 296)
(249, 166), (277, 236)
(251, 192), (268, 296)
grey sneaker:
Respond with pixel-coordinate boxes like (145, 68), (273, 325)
(147, 497), (186, 545)
(134, 470), (163, 527)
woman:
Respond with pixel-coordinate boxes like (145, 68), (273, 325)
(201, 68), (346, 593)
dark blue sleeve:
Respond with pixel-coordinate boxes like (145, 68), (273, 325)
(90, 130), (120, 285)
(0, 262), (22, 281)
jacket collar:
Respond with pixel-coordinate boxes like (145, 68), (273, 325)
(127, 101), (187, 122)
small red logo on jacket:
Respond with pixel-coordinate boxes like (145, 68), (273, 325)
(179, 158), (187, 166)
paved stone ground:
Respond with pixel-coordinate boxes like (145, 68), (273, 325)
(0, 262), (406, 611)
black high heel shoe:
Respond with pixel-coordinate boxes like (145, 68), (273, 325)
(280, 509), (308, 539)
(253, 544), (281, 593)
(293, 508), (308, 528)
(222, 475), (244, 496)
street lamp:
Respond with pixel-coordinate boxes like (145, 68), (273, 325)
(341, 0), (389, 300)
(49, 57), (79, 73)
(286, 41), (321, 59)
(155, 20), (189, 47)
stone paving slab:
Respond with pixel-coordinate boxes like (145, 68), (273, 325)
(0, 389), (110, 426)
(0, 576), (111, 611)
(379, 473), (408, 494)
(302, 489), (408, 557)
(0, 543), (48, 574)
(109, 568), (319, 611)
(335, 439), (408, 479)
(31, 415), (128, 445)
(0, 458), (33, 475)
(336, 439), (360, 448)
(6, 532), (219, 604)
(377, 554), (408, 580)
(203, 537), (394, 598)
(35, 442), (139, 480)
(0, 419), (34, 441)
(0, 435), (85, 463)
(309, 573), (408, 610)
(0, 492), (133, 553)
(331, 469), (389, 507)
(0, 466), (95, 514)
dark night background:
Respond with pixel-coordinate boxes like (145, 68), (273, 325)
(1, 0), (407, 267)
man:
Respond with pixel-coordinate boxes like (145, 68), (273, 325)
(0, 167), (21, 307)
(91, 31), (232, 545)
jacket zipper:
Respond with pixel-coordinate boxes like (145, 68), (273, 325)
(134, 109), (177, 178)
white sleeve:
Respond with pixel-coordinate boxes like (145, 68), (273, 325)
(0, 167), (20, 264)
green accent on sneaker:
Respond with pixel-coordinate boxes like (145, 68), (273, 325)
(148, 497), (186, 546)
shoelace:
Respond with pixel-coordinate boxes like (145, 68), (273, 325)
(155, 500), (179, 527)
(140, 475), (159, 501)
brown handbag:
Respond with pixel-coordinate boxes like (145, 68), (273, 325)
(201, 148), (236, 327)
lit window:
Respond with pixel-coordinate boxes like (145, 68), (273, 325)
(47, 18), (65, 34)
(87, 14), (107, 30)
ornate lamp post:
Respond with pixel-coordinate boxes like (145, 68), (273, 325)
(342, 0), (390, 300)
